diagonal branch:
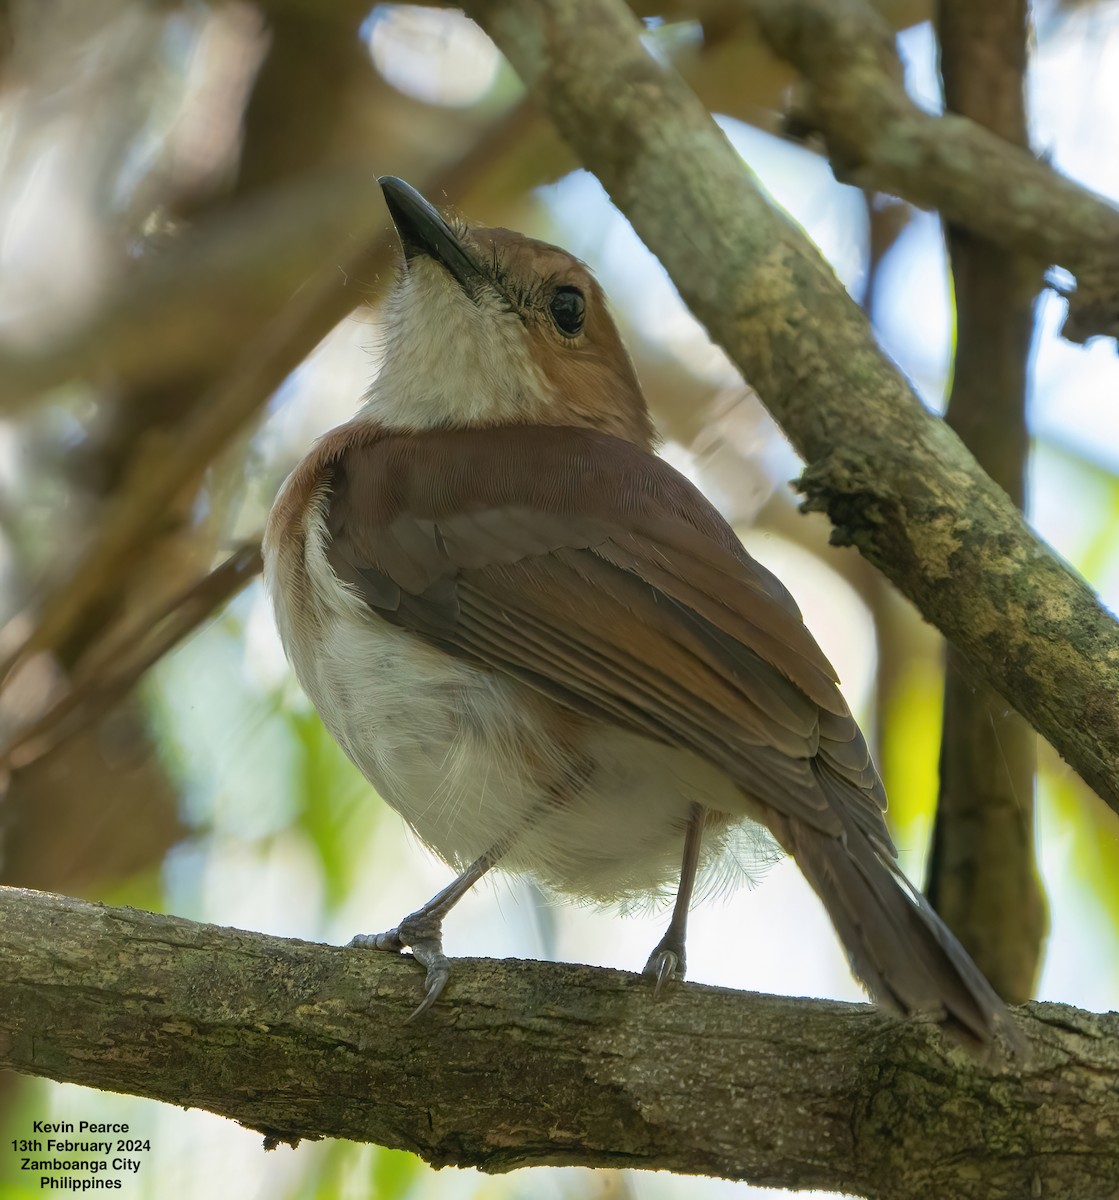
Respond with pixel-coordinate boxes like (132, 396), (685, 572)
(0, 168), (382, 416)
(1, 886), (1116, 1200)
(742, 0), (1119, 341)
(0, 225), (388, 691)
(458, 0), (1119, 822)
(0, 543), (263, 769)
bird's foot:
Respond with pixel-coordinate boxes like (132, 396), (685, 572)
(350, 911), (451, 1021)
(642, 934), (686, 997)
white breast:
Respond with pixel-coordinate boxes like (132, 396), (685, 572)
(265, 490), (777, 905)
(368, 259), (553, 431)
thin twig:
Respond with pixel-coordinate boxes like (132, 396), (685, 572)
(1, 544), (262, 768)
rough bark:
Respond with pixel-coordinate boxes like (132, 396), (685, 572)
(459, 0), (1119, 824)
(926, 0), (1046, 1003)
(1, 888), (1116, 1200)
(743, 0), (1119, 341)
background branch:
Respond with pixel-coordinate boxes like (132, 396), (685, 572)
(1, 543), (262, 769)
(743, 0), (1119, 341)
(0, 226), (385, 689)
(925, 0), (1046, 1003)
(1, 887), (1116, 1200)
(460, 0), (1119, 822)
(0, 168), (382, 416)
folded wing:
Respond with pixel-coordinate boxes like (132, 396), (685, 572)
(324, 425), (885, 842)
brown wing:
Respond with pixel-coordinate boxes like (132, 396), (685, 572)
(322, 424), (889, 846)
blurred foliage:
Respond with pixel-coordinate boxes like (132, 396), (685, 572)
(0, 1), (1118, 1198)
(291, 706), (382, 911)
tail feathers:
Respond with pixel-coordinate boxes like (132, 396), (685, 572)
(788, 812), (1010, 1046)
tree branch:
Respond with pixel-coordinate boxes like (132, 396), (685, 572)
(0, 3), (938, 418)
(458, 0), (1119, 822)
(0, 887), (1116, 1200)
(926, 0), (1046, 1003)
(1, 544), (263, 769)
(0, 168), (383, 415)
(0, 214), (388, 691)
(742, 0), (1119, 341)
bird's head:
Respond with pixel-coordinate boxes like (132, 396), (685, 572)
(366, 176), (655, 449)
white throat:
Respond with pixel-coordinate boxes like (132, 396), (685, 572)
(363, 261), (552, 430)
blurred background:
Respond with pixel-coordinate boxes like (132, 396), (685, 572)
(0, 1), (1118, 1197)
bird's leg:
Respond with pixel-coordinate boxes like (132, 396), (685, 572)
(350, 850), (497, 1020)
(643, 804), (704, 994)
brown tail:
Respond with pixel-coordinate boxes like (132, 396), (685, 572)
(783, 809), (1010, 1046)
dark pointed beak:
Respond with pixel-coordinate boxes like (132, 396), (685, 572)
(379, 176), (483, 294)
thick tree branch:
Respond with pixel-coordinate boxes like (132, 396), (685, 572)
(459, 0), (1119, 821)
(927, 0), (1046, 1003)
(742, 0), (1119, 341)
(1, 887), (1116, 1200)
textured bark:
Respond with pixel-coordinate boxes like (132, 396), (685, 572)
(0, 3), (919, 419)
(459, 0), (1119, 823)
(743, 0), (1119, 341)
(1, 888), (1117, 1200)
(926, 0), (1046, 1004)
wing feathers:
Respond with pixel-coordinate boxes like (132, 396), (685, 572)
(323, 425), (882, 842)
(601, 530), (842, 699)
(548, 549), (819, 749)
(461, 565), (840, 828)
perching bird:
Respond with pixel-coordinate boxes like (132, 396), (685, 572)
(264, 176), (1010, 1044)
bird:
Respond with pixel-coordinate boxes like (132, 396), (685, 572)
(263, 175), (1011, 1045)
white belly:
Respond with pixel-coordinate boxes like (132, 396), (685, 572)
(265, 503), (777, 904)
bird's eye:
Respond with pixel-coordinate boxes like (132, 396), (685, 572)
(549, 286), (585, 336)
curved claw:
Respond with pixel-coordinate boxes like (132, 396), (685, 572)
(346, 854), (494, 1019)
(648, 949), (680, 997)
(405, 953), (452, 1023)
(642, 931), (686, 997)
(350, 912), (453, 1019)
